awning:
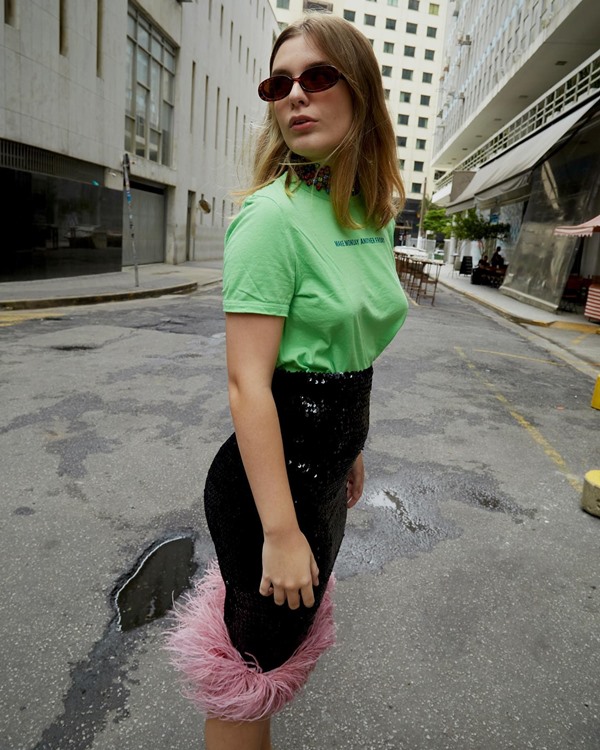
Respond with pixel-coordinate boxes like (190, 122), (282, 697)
(447, 95), (600, 213)
(431, 183), (451, 207)
(554, 213), (600, 237)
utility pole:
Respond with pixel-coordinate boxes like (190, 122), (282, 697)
(418, 176), (428, 240)
(122, 153), (139, 288)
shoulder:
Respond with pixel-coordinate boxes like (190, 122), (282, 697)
(226, 176), (296, 241)
(243, 174), (302, 212)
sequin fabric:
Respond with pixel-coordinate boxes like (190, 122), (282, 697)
(204, 367), (373, 672)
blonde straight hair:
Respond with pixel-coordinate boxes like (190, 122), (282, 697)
(245, 14), (405, 230)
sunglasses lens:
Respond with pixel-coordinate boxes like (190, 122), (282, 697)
(258, 75), (292, 101)
(257, 66), (341, 101)
(301, 66), (340, 92)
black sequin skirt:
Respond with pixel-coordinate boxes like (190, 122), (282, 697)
(204, 367), (373, 672)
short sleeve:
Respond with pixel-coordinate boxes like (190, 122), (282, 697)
(223, 194), (296, 317)
(386, 218), (395, 249)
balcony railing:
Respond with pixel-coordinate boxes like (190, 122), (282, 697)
(435, 49), (600, 190)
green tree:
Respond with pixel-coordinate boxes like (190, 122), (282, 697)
(422, 207), (453, 238)
(452, 208), (510, 252)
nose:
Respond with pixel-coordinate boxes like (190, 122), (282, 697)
(288, 79), (308, 105)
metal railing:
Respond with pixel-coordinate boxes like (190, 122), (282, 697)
(434, 50), (600, 190)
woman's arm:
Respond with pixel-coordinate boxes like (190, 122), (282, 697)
(346, 452), (365, 508)
(225, 312), (319, 610)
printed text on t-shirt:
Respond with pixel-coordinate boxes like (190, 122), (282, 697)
(334, 237), (385, 247)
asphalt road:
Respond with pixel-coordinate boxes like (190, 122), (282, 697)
(1, 283), (599, 750)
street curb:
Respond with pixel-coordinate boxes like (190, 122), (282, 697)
(437, 279), (600, 333)
(0, 281), (199, 311)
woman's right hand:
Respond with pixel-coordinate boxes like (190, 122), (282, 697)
(259, 529), (320, 610)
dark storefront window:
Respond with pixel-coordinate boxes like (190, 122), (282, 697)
(0, 142), (122, 281)
(502, 112), (600, 309)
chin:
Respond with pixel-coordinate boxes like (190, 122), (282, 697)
(291, 148), (329, 163)
(285, 140), (326, 163)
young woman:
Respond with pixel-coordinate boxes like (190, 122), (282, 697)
(169, 14), (408, 750)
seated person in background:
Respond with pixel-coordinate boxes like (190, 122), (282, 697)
(472, 254), (489, 284)
(491, 247), (505, 268)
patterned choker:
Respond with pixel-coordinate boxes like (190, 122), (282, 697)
(292, 162), (360, 195)
(293, 162), (332, 192)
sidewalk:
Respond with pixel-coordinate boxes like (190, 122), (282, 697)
(2, 259), (596, 327)
(437, 263), (598, 331)
(1, 259), (598, 369)
(436, 263), (600, 375)
(0, 262), (224, 310)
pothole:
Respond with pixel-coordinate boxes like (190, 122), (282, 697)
(113, 535), (197, 631)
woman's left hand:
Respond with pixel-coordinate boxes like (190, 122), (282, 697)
(346, 453), (365, 508)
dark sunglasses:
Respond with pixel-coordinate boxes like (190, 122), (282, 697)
(258, 64), (344, 102)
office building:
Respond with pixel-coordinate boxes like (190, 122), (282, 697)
(432, 0), (600, 312)
(1, 0), (278, 281)
(270, 0), (448, 235)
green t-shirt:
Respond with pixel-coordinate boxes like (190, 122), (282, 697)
(223, 173), (408, 373)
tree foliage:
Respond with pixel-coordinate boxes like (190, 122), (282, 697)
(452, 208), (510, 241)
(422, 208), (453, 237)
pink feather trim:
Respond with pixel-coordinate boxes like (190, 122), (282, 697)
(165, 561), (336, 722)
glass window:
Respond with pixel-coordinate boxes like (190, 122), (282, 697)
(125, 40), (134, 114)
(136, 47), (149, 85)
(411, 182), (422, 193)
(402, 68), (414, 80)
(125, 6), (176, 166)
(422, 72), (432, 83)
(424, 49), (435, 60)
(414, 161), (424, 171)
(138, 23), (150, 50)
(404, 45), (415, 57)
(400, 91), (411, 103)
(398, 158), (405, 169)
(384, 41), (395, 53)
(416, 138), (427, 149)
(408, 0), (419, 9)
(343, 9), (355, 21)
(429, 3), (439, 14)
(398, 114), (409, 125)
(396, 136), (407, 147)
(385, 18), (397, 29)
(276, 0), (290, 7)
(303, 1), (333, 10)
(418, 116), (428, 127)
(382, 65), (393, 77)
(388, 0), (399, 5)
(426, 26), (437, 37)
(384, 88), (390, 100)
(420, 94), (430, 105)
(364, 14), (376, 25)
(406, 22), (417, 33)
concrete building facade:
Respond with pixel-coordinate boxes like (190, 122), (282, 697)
(431, 0), (600, 313)
(1, 0), (278, 281)
(270, 0), (447, 236)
